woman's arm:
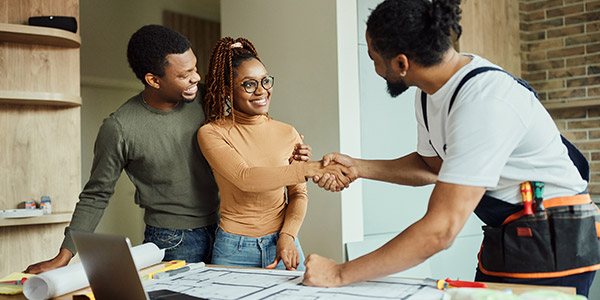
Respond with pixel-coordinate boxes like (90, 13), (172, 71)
(266, 178), (308, 270)
(197, 126), (349, 193)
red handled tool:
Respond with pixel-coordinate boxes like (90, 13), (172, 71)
(424, 278), (487, 290)
(445, 278), (487, 288)
(520, 181), (533, 215)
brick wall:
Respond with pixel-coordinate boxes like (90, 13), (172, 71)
(519, 0), (600, 193)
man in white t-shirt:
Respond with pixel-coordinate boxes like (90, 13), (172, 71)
(302, 0), (598, 296)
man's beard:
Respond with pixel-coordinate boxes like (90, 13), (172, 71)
(386, 78), (409, 98)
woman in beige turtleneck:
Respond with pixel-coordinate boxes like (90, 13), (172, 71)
(197, 37), (351, 271)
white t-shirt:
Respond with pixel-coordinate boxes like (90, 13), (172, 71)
(416, 54), (587, 205)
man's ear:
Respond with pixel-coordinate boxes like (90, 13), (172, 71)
(145, 73), (160, 89)
(390, 54), (409, 76)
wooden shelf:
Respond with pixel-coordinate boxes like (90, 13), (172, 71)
(0, 212), (72, 227)
(0, 90), (81, 107)
(0, 23), (80, 48)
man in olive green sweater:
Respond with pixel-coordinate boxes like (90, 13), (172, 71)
(24, 24), (219, 273)
(24, 25), (311, 274)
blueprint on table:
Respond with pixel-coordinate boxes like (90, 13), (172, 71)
(143, 265), (444, 300)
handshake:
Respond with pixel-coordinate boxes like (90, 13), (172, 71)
(293, 143), (358, 192)
(310, 153), (358, 192)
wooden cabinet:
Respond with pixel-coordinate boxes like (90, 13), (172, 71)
(0, 0), (80, 276)
(458, 0), (521, 76)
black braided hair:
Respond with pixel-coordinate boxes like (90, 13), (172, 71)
(203, 37), (261, 123)
(366, 0), (462, 66)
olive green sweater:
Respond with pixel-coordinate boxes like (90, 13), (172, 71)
(61, 92), (220, 254)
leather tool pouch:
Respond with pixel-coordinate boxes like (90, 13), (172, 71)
(479, 201), (600, 277)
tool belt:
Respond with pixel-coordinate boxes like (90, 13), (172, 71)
(478, 193), (600, 278)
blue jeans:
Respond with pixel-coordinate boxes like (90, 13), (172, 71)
(475, 268), (596, 297)
(212, 227), (306, 270)
(143, 223), (217, 263)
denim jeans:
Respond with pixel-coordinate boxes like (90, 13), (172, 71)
(212, 227), (306, 270)
(143, 223), (217, 263)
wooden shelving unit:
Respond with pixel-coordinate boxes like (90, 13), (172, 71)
(0, 22), (80, 48)
(0, 213), (72, 227)
(0, 90), (81, 106)
(1, 0), (81, 275)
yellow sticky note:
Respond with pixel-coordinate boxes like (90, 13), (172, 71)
(0, 272), (34, 295)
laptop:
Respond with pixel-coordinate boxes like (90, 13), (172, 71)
(71, 231), (206, 300)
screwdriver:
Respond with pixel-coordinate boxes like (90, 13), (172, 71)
(531, 181), (544, 212)
(520, 181), (533, 215)
(423, 278), (487, 290)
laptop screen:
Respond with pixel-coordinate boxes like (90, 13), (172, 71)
(72, 231), (152, 300)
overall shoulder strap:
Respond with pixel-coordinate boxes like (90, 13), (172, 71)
(445, 66), (589, 181)
(448, 66), (506, 113)
(420, 66), (506, 132)
(421, 91), (429, 131)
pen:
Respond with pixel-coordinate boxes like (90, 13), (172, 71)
(0, 277), (27, 285)
(153, 266), (191, 279)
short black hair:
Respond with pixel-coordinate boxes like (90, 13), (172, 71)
(366, 0), (462, 67)
(127, 25), (192, 85)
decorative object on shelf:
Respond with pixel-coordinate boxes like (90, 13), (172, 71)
(40, 196), (52, 215)
(24, 200), (37, 209)
(28, 16), (77, 33)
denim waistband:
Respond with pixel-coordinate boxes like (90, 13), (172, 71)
(216, 227), (279, 246)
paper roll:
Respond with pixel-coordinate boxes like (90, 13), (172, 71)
(23, 242), (165, 300)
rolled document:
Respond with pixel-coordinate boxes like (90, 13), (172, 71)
(23, 242), (165, 300)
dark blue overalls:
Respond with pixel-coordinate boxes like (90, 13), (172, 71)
(420, 67), (600, 296)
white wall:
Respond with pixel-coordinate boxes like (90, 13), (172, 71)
(221, 0), (363, 263)
(79, 0), (220, 245)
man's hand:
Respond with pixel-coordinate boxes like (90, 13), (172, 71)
(24, 248), (73, 274)
(266, 233), (299, 270)
(302, 254), (344, 287)
(313, 153), (359, 192)
(293, 134), (312, 162)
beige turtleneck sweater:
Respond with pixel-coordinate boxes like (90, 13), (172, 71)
(197, 111), (309, 238)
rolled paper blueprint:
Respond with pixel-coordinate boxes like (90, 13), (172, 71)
(23, 242), (164, 300)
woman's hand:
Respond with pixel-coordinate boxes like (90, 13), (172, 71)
(293, 143), (312, 162)
(266, 233), (299, 270)
(292, 134), (312, 162)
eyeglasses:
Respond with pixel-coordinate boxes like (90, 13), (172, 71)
(240, 76), (275, 94)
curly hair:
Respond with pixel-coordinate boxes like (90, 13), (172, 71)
(203, 37), (261, 124)
(127, 25), (192, 85)
(366, 0), (462, 67)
